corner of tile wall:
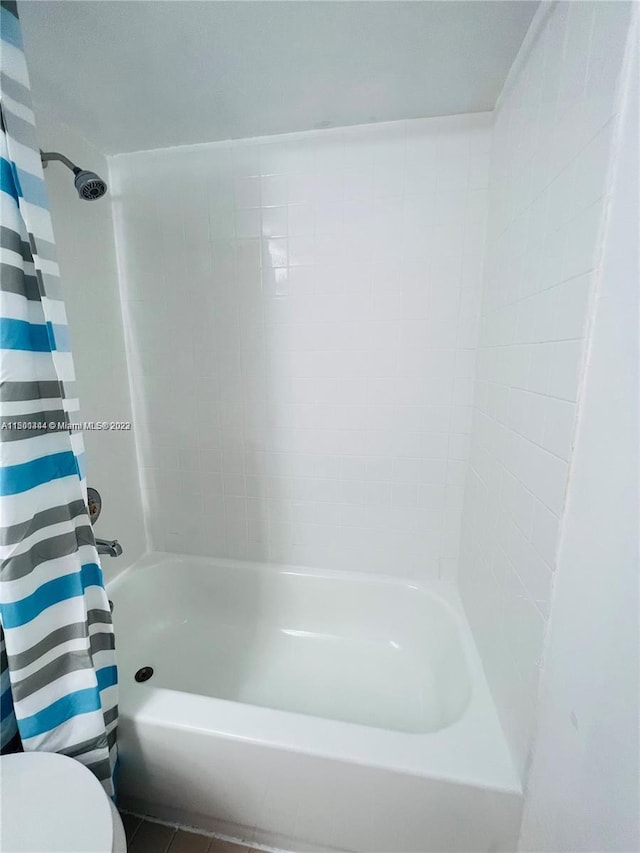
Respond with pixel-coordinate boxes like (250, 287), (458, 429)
(38, 116), (147, 577)
(457, 0), (636, 778)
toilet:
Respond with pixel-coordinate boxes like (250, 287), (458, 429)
(0, 752), (126, 852)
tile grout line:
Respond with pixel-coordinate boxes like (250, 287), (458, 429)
(123, 814), (259, 853)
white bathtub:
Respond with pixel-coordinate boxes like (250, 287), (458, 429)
(109, 553), (522, 852)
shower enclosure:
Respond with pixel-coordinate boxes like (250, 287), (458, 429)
(23, 0), (638, 850)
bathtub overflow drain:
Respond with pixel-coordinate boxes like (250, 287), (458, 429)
(134, 666), (154, 683)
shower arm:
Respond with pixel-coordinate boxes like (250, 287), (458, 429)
(40, 150), (81, 174)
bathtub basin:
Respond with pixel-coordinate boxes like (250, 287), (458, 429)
(109, 552), (522, 852)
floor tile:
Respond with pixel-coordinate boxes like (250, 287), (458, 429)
(207, 839), (249, 853)
(168, 829), (211, 853)
(128, 820), (176, 853)
(119, 812), (142, 844)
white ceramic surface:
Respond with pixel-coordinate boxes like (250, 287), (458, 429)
(109, 112), (491, 582)
(519, 17), (639, 852)
(109, 552), (521, 852)
(38, 117), (146, 580)
(108, 801), (127, 853)
(0, 753), (113, 853)
(457, 0), (635, 777)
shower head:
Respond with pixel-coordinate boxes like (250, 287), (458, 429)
(40, 151), (108, 201)
(73, 169), (107, 201)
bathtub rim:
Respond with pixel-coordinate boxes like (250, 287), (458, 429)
(108, 550), (522, 796)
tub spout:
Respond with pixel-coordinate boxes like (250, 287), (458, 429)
(95, 538), (123, 558)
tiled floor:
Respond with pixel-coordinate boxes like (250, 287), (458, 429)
(120, 813), (261, 853)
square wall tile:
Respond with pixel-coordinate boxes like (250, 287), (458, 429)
(113, 115), (491, 584)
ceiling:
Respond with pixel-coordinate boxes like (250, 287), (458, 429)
(18, 1), (538, 155)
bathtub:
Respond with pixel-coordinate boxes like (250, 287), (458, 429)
(109, 553), (522, 852)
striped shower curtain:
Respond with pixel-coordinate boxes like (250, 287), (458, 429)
(0, 1), (117, 795)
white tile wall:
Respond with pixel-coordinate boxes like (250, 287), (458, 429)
(110, 113), (491, 579)
(458, 1), (634, 777)
(37, 116), (146, 579)
(519, 21), (638, 850)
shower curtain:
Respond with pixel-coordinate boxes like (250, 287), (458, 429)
(0, 0), (117, 795)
